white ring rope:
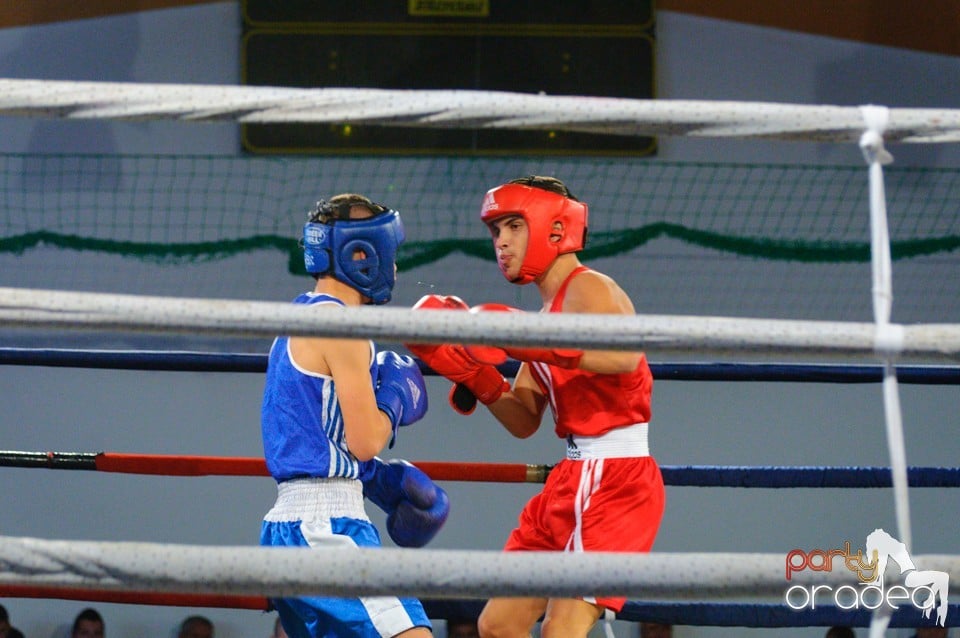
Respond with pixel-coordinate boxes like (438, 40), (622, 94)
(3, 78), (960, 143)
(1, 286), (959, 362)
(0, 535), (957, 601)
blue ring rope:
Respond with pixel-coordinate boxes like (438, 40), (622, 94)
(662, 465), (960, 488)
(2, 348), (960, 384)
(1, 349), (958, 488)
(420, 599), (957, 628)
(617, 601), (958, 628)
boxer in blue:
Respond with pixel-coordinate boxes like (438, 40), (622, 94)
(260, 194), (448, 638)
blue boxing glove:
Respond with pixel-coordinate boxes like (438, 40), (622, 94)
(363, 458), (450, 547)
(375, 350), (429, 441)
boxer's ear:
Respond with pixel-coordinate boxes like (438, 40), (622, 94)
(550, 221), (564, 243)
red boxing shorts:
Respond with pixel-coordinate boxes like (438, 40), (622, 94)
(503, 454), (665, 612)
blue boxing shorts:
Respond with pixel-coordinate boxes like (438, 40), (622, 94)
(260, 477), (431, 638)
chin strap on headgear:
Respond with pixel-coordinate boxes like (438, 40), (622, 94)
(480, 182), (588, 284)
(302, 199), (405, 304)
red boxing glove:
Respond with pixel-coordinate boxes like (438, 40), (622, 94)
(466, 303), (584, 369)
(405, 296), (469, 367)
(412, 293), (470, 312)
(410, 342), (509, 409)
(405, 295), (510, 414)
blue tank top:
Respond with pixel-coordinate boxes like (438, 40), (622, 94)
(261, 293), (376, 482)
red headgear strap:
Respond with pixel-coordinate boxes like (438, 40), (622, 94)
(480, 183), (588, 284)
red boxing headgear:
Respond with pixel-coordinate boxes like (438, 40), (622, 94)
(480, 183), (588, 284)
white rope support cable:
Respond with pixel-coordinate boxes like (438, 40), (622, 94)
(3, 78), (960, 142)
(1, 535), (958, 601)
(861, 105), (897, 638)
(860, 103), (914, 638)
(1, 286), (960, 363)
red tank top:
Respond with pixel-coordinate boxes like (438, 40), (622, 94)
(527, 266), (653, 438)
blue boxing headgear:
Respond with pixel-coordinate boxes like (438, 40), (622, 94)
(303, 198), (405, 305)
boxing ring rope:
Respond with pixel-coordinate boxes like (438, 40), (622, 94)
(0, 586), (956, 630)
(1, 535), (959, 629)
(3, 81), (959, 633)
(421, 600), (960, 630)
(2, 79), (960, 143)
(0, 450), (546, 484)
(615, 602), (960, 629)
(3, 347), (960, 383)
(2, 286), (960, 362)
(2, 449), (959, 489)
(1, 534), (957, 601)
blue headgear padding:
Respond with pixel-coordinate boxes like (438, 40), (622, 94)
(303, 209), (405, 305)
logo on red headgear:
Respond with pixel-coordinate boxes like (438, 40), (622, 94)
(481, 191), (499, 213)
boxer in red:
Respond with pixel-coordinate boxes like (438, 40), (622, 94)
(407, 176), (665, 638)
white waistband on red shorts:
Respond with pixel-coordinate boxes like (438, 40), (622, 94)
(566, 422), (649, 460)
(264, 476), (368, 522)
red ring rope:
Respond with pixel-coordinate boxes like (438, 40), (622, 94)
(0, 585), (268, 610)
(0, 450), (551, 483)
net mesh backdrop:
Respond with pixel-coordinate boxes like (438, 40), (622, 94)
(2, 153), (960, 337)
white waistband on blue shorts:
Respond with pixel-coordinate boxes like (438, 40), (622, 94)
(566, 422), (649, 460)
(264, 477), (368, 522)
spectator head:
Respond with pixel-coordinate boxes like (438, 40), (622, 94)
(178, 616), (214, 638)
(72, 608), (104, 638)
